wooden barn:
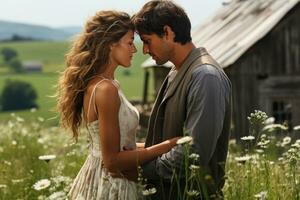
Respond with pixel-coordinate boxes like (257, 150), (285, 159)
(140, 0), (300, 139)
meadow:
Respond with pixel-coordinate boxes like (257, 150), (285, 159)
(0, 40), (151, 126)
(0, 41), (299, 200)
(0, 111), (299, 199)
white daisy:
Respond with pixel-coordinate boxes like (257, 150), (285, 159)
(47, 191), (66, 200)
(241, 135), (255, 141)
(262, 124), (288, 132)
(16, 117), (24, 122)
(281, 136), (291, 147)
(293, 125), (300, 131)
(254, 191), (267, 199)
(189, 153), (200, 160)
(235, 155), (251, 163)
(0, 184), (7, 189)
(264, 117), (275, 125)
(142, 187), (157, 196)
(38, 155), (56, 162)
(186, 190), (200, 197)
(176, 136), (193, 145)
(33, 179), (51, 191)
(30, 108), (37, 113)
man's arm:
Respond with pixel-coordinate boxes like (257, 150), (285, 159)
(142, 65), (228, 180)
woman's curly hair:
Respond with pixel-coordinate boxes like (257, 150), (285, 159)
(56, 11), (134, 141)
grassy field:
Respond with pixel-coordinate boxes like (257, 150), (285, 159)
(0, 111), (299, 199)
(0, 40), (151, 125)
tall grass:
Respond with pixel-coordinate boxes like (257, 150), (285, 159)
(0, 111), (299, 199)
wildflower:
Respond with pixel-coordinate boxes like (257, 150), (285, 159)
(38, 195), (47, 200)
(8, 121), (14, 128)
(142, 187), (157, 196)
(38, 117), (45, 122)
(248, 110), (268, 124)
(12, 140), (17, 145)
(288, 148), (297, 153)
(255, 149), (264, 154)
(16, 117), (24, 122)
(176, 136), (193, 145)
(186, 190), (200, 197)
(235, 155), (251, 163)
(291, 142), (300, 149)
(37, 138), (45, 144)
(33, 179), (51, 190)
(241, 135), (255, 141)
(254, 191), (267, 200)
(4, 161), (11, 166)
(11, 179), (24, 184)
(264, 117), (275, 125)
(293, 125), (300, 131)
(47, 191), (66, 200)
(262, 124), (288, 132)
(30, 108), (37, 112)
(281, 136), (291, 147)
(189, 153), (200, 161)
(257, 140), (270, 148)
(38, 155), (56, 162)
(190, 165), (200, 171)
(0, 184), (7, 189)
(260, 134), (266, 139)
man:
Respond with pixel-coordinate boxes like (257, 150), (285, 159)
(132, 1), (232, 199)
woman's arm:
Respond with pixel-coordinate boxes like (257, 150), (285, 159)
(95, 82), (179, 173)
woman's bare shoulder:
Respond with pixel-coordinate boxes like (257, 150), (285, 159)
(93, 79), (120, 108)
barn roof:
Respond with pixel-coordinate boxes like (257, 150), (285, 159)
(142, 0), (300, 68)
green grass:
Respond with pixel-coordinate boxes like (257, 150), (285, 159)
(0, 113), (299, 199)
(0, 41), (69, 72)
(0, 40), (152, 125)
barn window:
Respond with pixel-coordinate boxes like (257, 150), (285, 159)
(272, 100), (292, 127)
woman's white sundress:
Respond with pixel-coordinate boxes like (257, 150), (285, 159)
(68, 79), (141, 200)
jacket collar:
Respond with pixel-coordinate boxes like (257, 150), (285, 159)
(162, 47), (208, 102)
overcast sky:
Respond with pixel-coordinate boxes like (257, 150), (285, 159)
(0, 0), (224, 28)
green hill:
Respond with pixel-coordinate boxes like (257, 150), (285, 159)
(0, 20), (79, 41)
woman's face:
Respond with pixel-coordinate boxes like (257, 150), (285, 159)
(110, 30), (137, 68)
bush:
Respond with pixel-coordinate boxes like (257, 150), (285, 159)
(0, 47), (18, 63)
(1, 79), (38, 111)
(8, 58), (24, 73)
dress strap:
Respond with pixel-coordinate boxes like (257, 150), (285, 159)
(86, 77), (119, 123)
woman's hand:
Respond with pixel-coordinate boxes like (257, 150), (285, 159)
(166, 136), (182, 147)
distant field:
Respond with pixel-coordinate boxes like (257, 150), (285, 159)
(0, 41), (70, 72)
(0, 40), (152, 125)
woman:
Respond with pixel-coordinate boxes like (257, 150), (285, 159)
(56, 11), (180, 199)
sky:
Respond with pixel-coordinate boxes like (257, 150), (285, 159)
(0, 0), (224, 28)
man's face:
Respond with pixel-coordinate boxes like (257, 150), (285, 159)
(140, 33), (172, 65)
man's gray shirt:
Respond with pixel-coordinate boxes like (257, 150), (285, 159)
(143, 64), (231, 180)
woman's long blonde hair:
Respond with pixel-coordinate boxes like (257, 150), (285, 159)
(57, 11), (134, 141)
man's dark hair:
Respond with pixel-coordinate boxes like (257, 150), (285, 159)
(132, 0), (192, 45)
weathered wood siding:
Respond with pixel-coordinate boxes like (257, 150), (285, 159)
(225, 3), (300, 139)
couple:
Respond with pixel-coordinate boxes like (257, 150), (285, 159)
(57, 1), (232, 199)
